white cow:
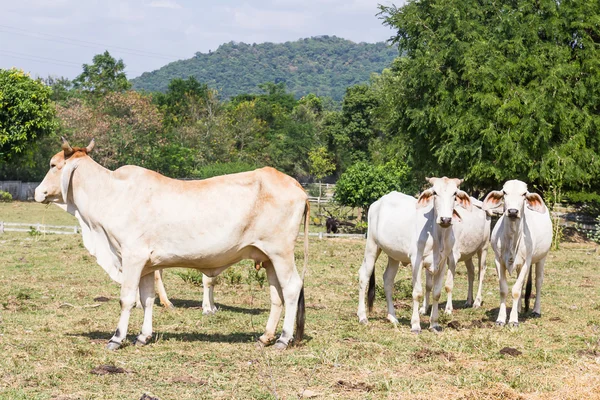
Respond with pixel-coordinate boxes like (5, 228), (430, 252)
(357, 187), (489, 328)
(35, 138), (309, 350)
(410, 177), (473, 333)
(483, 180), (552, 326)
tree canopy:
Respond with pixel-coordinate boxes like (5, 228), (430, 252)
(378, 0), (600, 196)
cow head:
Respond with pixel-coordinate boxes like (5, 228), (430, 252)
(483, 179), (546, 220)
(34, 137), (95, 204)
(416, 177), (472, 228)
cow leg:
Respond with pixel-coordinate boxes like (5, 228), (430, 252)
(509, 262), (530, 326)
(429, 260), (447, 331)
(531, 259), (545, 317)
(258, 261), (282, 346)
(473, 247), (487, 308)
(495, 259), (508, 326)
(107, 262), (144, 350)
(202, 274), (218, 315)
(357, 236), (381, 324)
(383, 258), (400, 325)
(463, 258), (475, 307)
(420, 270), (432, 315)
(155, 270), (174, 309)
(271, 256), (303, 350)
(410, 254), (424, 333)
(444, 256), (457, 315)
(135, 273), (155, 346)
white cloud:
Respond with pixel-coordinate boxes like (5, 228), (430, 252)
(147, 0), (182, 9)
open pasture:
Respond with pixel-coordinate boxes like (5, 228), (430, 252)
(1, 203), (600, 399)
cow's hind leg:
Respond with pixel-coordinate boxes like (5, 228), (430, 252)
(270, 255), (303, 350)
(202, 274), (218, 315)
(357, 236), (381, 325)
(420, 270), (432, 315)
(135, 272), (155, 346)
(107, 259), (145, 350)
(531, 259), (545, 318)
(473, 247), (487, 308)
(383, 258), (400, 325)
(258, 261), (283, 346)
(155, 270), (174, 309)
(464, 258), (475, 308)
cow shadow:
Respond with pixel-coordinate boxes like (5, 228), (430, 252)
(167, 299), (267, 315)
(70, 330), (312, 345)
(484, 307), (540, 323)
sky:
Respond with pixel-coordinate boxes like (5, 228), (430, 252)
(0, 0), (404, 80)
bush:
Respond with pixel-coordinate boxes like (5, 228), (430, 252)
(0, 190), (12, 202)
(191, 162), (259, 180)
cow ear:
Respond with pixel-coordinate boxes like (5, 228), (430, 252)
(452, 208), (462, 223)
(455, 190), (472, 211)
(417, 189), (434, 208)
(483, 190), (504, 211)
(60, 159), (80, 204)
(526, 192), (547, 213)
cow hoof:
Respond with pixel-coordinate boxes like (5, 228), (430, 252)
(163, 302), (175, 310)
(273, 340), (288, 351)
(472, 301), (482, 309)
(358, 318), (369, 325)
(202, 309), (217, 315)
(531, 312), (541, 318)
(410, 328), (421, 335)
(464, 301), (473, 308)
(106, 341), (121, 351)
(430, 325), (442, 333)
(419, 307), (427, 315)
(386, 315), (399, 325)
(134, 336), (150, 346)
(509, 322), (519, 328)
(495, 321), (505, 327)
(444, 308), (453, 316)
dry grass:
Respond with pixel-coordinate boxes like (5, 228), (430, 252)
(1, 202), (600, 399)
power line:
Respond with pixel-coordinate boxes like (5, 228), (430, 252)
(0, 24), (188, 61)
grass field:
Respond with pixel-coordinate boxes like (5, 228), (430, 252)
(1, 202), (600, 399)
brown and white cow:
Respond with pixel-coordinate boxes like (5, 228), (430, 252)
(483, 180), (552, 326)
(35, 138), (309, 350)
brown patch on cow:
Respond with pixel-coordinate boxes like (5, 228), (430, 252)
(93, 296), (110, 302)
(499, 347), (522, 357)
(412, 347), (456, 362)
(90, 365), (131, 375)
(336, 380), (374, 392)
(170, 375), (208, 385)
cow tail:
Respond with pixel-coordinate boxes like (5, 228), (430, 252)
(295, 199), (309, 343)
(367, 269), (376, 312)
(524, 264), (533, 314)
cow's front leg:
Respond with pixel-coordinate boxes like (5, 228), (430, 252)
(202, 274), (218, 315)
(258, 261), (282, 346)
(509, 262), (530, 327)
(107, 265), (143, 350)
(420, 270), (432, 315)
(495, 259), (508, 326)
(464, 258), (476, 307)
(410, 254), (424, 333)
(429, 260), (447, 332)
(135, 272), (155, 345)
(444, 256), (457, 315)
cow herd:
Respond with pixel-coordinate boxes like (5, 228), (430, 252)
(33, 138), (552, 351)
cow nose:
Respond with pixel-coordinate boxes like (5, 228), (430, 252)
(439, 217), (452, 226)
(507, 209), (519, 218)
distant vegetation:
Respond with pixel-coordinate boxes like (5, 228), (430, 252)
(130, 36), (398, 101)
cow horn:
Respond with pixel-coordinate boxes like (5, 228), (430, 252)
(61, 137), (74, 156)
(455, 178), (464, 186)
(86, 138), (95, 154)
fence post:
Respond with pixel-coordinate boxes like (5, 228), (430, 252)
(318, 232), (323, 240)
(0, 221), (3, 234)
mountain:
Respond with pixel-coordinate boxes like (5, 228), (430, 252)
(130, 36), (398, 101)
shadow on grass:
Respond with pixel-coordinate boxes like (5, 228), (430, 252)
(165, 299), (267, 315)
(484, 307), (541, 323)
(70, 330), (313, 345)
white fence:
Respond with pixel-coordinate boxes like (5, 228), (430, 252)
(0, 222), (79, 235)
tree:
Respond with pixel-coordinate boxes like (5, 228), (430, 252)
(379, 0), (600, 194)
(334, 161), (412, 219)
(308, 146), (336, 213)
(73, 51), (131, 94)
(0, 68), (57, 161)
(154, 77), (210, 127)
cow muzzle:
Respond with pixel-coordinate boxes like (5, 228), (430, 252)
(34, 188), (48, 203)
(506, 208), (520, 219)
(438, 217), (452, 227)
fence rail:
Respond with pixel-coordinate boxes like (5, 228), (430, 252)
(0, 222), (79, 235)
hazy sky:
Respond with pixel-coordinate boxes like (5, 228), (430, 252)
(0, 0), (403, 80)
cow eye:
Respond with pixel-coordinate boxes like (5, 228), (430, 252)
(50, 164), (56, 168)
(432, 190), (437, 195)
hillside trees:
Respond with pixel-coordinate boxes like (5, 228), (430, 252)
(73, 51), (131, 94)
(378, 0), (600, 195)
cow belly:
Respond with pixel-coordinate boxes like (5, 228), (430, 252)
(148, 244), (268, 271)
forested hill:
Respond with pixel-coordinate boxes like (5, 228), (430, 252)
(130, 36), (398, 101)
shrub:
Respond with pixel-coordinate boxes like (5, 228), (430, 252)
(0, 190), (12, 202)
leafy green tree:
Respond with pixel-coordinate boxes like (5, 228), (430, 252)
(308, 146), (336, 213)
(0, 68), (57, 161)
(379, 0), (600, 194)
(154, 77), (209, 127)
(334, 161), (412, 219)
(73, 51), (131, 94)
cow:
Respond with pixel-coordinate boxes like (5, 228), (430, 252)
(357, 186), (488, 328)
(483, 180), (552, 327)
(35, 138), (309, 350)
